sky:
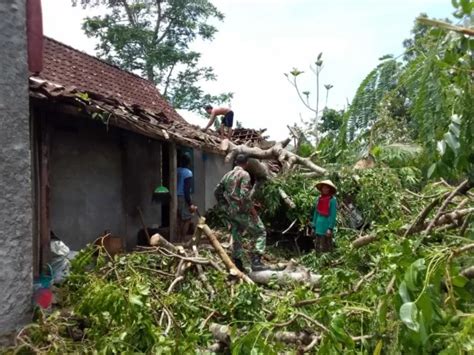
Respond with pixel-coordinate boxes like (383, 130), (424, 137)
(42, 0), (453, 141)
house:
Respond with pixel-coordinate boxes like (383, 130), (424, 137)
(29, 36), (239, 270)
(0, 2), (266, 342)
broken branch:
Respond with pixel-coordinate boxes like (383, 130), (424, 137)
(221, 139), (327, 176)
(197, 219), (254, 284)
(425, 179), (469, 234)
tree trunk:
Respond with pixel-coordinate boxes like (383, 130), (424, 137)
(220, 138), (327, 176)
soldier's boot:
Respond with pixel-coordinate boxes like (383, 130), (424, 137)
(251, 254), (269, 271)
(232, 258), (245, 273)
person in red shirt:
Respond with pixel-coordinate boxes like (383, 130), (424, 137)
(203, 105), (234, 139)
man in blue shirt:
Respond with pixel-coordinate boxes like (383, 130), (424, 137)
(177, 153), (197, 241)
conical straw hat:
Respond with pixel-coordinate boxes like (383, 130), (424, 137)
(315, 179), (337, 193)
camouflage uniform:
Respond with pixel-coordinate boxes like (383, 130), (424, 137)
(217, 166), (266, 259)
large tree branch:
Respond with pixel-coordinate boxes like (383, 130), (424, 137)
(163, 62), (176, 97)
(417, 17), (474, 37)
(119, 0), (136, 26)
(156, 20), (174, 45)
(425, 179), (469, 234)
(153, 0), (163, 42)
(220, 139), (327, 176)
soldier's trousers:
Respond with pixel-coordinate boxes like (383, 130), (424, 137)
(230, 213), (266, 259)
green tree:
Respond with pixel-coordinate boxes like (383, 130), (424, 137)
(73, 0), (232, 111)
(337, 3), (473, 178)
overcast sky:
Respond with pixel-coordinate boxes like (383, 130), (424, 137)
(42, 0), (453, 140)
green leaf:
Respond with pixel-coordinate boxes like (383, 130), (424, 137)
(373, 340), (383, 355)
(400, 302), (420, 331)
(404, 259), (426, 291)
(444, 131), (460, 153)
(427, 163), (437, 178)
(129, 295), (143, 306)
(398, 281), (411, 303)
(451, 0), (459, 8)
(437, 140), (446, 155)
(417, 292), (434, 327)
(460, 0), (472, 14)
(290, 68), (304, 77)
(452, 275), (468, 288)
(330, 315), (355, 347)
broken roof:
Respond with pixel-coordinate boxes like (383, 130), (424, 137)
(39, 37), (185, 123)
(29, 37), (267, 152)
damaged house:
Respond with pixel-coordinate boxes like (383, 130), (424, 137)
(2, 1), (274, 340)
(29, 37), (266, 271)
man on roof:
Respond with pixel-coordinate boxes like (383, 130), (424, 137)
(203, 105), (234, 139)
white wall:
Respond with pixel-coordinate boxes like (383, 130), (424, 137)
(192, 150), (232, 216)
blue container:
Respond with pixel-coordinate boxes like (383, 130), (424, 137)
(34, 264), (54, 290)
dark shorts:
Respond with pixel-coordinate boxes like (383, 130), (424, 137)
(178, 196), (193, 221)
(221, 111), (234, 128)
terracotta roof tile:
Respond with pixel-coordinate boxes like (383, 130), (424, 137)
(38, 36), (184, 123)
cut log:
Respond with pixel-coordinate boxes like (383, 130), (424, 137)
(403, 192), (448, 237)
(352, 235), (377, 248)
(279, 188), (296, 209)
(425, 208), (474, 232)
(273, 331), (317, 345)
(209, 323), (231, 345)
(460, 266), (474, 280)
(208, 342), (227, 353)
(150, 233), (178, 253)
(249, 269), (321, 287)
(197, 220), (254, 284)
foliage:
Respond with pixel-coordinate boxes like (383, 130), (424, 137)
(253, 166), (414, 233)
(335, 4), (474, 179)
(6, 179), (474, 354)
(8, 2), (474, 354)
(75, 0), (232, 111)
(319, 108), (344, 135)
(345, 58), (401, 143)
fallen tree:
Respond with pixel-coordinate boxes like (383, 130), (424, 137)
(220, 138), (327, 176)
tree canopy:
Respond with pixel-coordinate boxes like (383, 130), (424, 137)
(74, 0), (232, 111)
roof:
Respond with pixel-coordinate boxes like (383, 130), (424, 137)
(39, 37), (185, 123)
(29, 37), (267, 152)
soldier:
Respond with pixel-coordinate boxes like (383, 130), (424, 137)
(215, 153), (267, 272)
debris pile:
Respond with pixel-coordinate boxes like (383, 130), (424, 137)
(5, 177), (473, 354)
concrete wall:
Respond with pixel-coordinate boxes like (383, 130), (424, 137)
(192, 151), (232, 212)
(204, 152), (232, 211)
(122, 132), (162, 249)
(190, 150), (232, 214)
(49, 117), (125, 250)
(0, 0), (33, 343)
(48, 113), (162, 251)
